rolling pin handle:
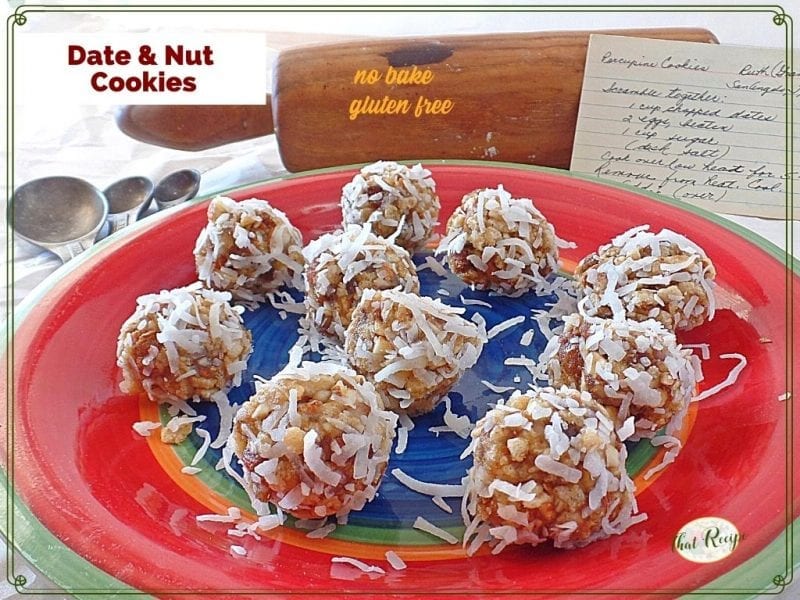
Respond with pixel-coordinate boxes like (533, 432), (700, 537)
(114, 95), (274, 151)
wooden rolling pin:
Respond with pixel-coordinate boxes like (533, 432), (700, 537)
(116, 28), (717, 172)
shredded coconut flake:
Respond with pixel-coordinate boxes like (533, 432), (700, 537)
(190, 428), (212, 466)
(132, 421), (161, 437)
(413, 516), (459, 544)
(488, 479), (537, 503)
(486, 315), (526, 340)
(303, 430), (342, 486)
(385, 550), (407, 570)
(534, 454), (582, 483)
(331, 556), (386, 574)
(196, 512), (239, 524)
(520, 329), (535, 347)
(164, 414), (206, 432)
(306, 523), (337, 539)
(210, 391), (236, 449)
(442, 397), (472, 439)
(459, 295), (493, 308)
(643, 442), (682, 480)
(481, 380), (515, 394)
(395, 425), (409, 454)
(432, 495), (454, 513)
(617, 417), (635, 442)
(683, 343), (711, 360)
(391, 468), (465, 497)
(693, 353), (747, 402)
(423, 255), (449, 277)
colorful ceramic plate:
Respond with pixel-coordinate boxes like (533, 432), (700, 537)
(3, 162), (797, 598)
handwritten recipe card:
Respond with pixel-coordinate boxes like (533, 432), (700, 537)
(571, 35), (797, 219)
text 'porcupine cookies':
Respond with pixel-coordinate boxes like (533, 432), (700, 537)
(437, 186), (558, 296)
(117, 283), (252, 404)
(575, 225), (716, 331)
(194, 196), (304, 306)
(229, 362), (397, 519)
(341, 161), (440, 252)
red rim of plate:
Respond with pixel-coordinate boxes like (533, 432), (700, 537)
(2, 161), (797, 598)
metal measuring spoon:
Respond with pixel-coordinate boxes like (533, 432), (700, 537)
(104, 176), (154, 234)
(12, 176), (108, 264)
(153, 169), (201, 210)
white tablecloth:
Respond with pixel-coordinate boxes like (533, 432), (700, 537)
(4, 5), (797, 598)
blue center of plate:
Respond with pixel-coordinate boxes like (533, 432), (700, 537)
(178, 253), (574, 539)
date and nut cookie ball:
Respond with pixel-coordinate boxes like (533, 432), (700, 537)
(194, 196), (304, 306)
(545, 314), (700, 439)
(303, 225), (419, 341)
(116, 283), (252, 404)
(463, 387), (643, 554)
(341, 161), (440, 252)
(229, 362), (397, 519)
(575, 225), (716, 331)
(436, 186), (559, 296)
(344, 288), (486, 416)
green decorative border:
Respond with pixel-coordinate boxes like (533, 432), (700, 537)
(4, 3), (795, 598)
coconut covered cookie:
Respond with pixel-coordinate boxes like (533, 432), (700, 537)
(303, 225), (419, 341)
(229, 362), (397, 519)
(462, 386), (643, 554)
(344, 288), (486, 416)
(194, 196), (304, 305)
(116, 283), (252, 404)
(545, 314), (700, 439)
(341, 161), (440, 252)
(436, 186), (559, 296)
(575, 225), (716, 331)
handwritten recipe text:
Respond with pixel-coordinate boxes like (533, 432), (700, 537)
(571, 35), (798, 219)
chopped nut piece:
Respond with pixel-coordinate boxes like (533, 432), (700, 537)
(161, 422), (192, 444)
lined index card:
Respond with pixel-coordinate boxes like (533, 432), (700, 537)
(571, 34), (797, 219)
